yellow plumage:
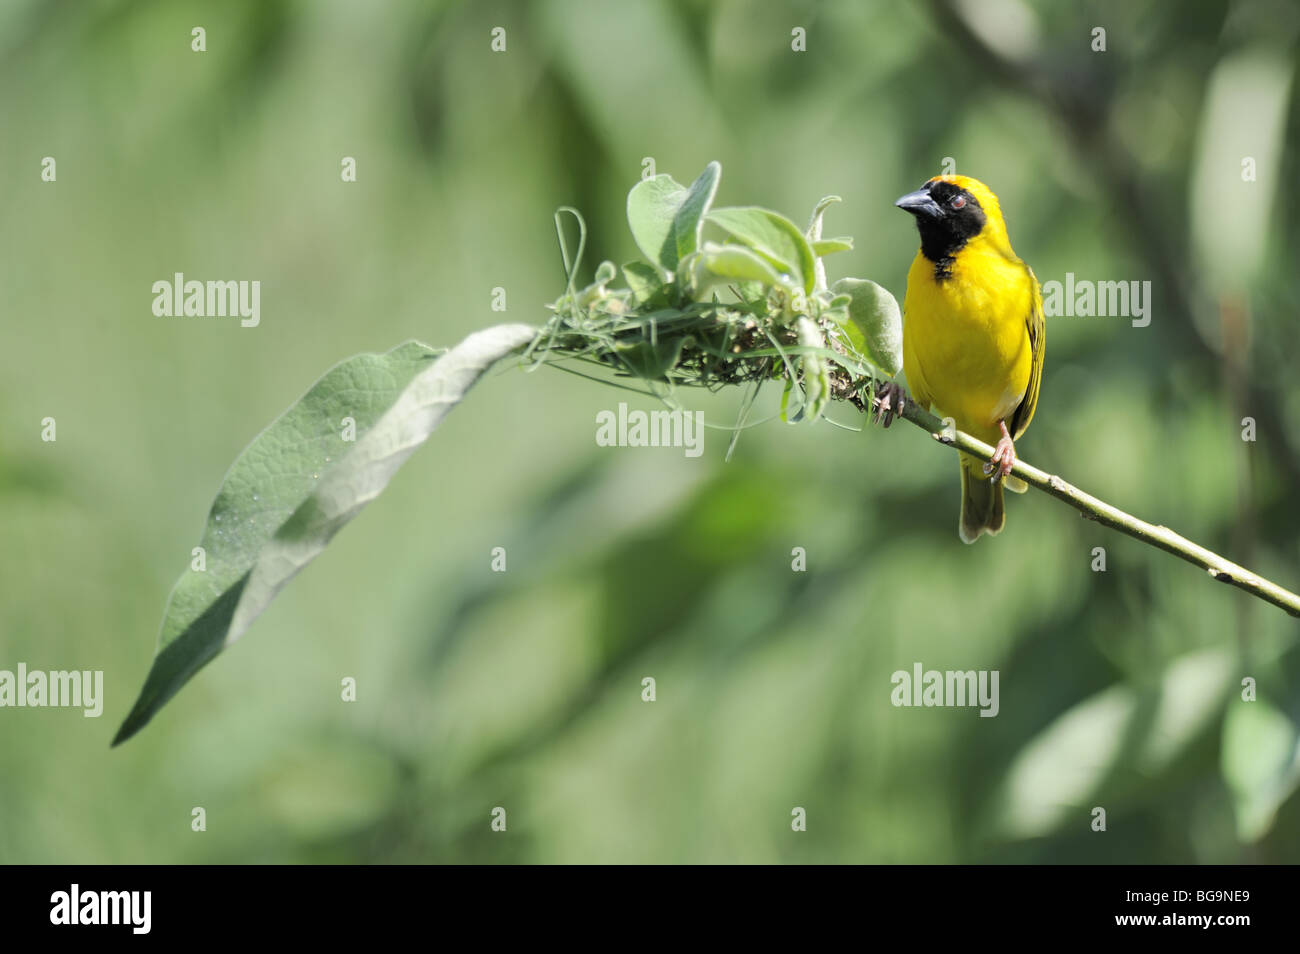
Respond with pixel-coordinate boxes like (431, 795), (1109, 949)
(896, 175), (1044, 542)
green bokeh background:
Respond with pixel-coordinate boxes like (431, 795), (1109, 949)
(2, 0), (1298, 863)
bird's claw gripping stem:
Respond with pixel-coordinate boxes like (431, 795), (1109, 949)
(873, 379), (907, 428)
(983, 420), (1017, 480)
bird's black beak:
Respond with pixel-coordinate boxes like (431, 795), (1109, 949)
(895, 188), (943, 220)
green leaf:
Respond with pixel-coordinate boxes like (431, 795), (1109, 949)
(112, 324), (538, 745)
(622, 262), (664, 305)
(684, 242), (787, 294)
(730, 280), (767, 303)
(806, 194), (842, 240)
(708, 206), (817, 294)
(614, 335), (688, 381)
(627, 174), (689, 273)
(575, 259), (621, 308)
(821, 304), (861, 362)
(673, 161), (721, 264)
(779, 376), (795, 421)
(792, 317), (829, 423)
(1222, 698), (1300, 841)
(812, 237), (854, 256)
(832, 278), (903, 376)
(626, 162), (721, 275)
(806, 195), (843, 294)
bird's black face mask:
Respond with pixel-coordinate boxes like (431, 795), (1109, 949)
(895, 180), (987, 276)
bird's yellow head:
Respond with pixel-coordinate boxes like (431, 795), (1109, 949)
(895, 175), (1015, 267)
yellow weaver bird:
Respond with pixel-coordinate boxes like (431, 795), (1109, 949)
(881, 175), (1045, 543)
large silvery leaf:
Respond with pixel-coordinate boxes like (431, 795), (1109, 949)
(627, 162), (721, 275)
(112, 323), (538, 745)
(832, 278), (903, 376)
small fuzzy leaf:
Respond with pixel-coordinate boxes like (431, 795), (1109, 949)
(622, 262), (666, 305)
(673, 161), (722, 264)
(793, 317), (829, 423)
(627, 174), (690, 272)
(833, 278), (903, 376)
(614, 335), (688, 381)
(627, 162), (723, 275)
(812, 237), (854, 256)
(593, 260), (618, 286)
(806, 194), (842, 240)
(686, 242), (787, 293)
(708, 206), (817, 294)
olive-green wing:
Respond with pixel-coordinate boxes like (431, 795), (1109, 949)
(1007, 266), (1044, 441)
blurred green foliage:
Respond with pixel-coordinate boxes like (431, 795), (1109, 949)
(1, 0), (1298, 863)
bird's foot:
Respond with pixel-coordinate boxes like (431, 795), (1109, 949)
(983, 421), (1016, 480)
(873, 379), (907, 428)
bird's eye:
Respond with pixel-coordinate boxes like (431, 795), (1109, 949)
(950, 195), (967, 210)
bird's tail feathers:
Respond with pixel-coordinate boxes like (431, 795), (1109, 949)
(959, 457), (1006, 543)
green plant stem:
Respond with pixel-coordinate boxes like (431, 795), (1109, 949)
(887, 395), (1300, 618)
